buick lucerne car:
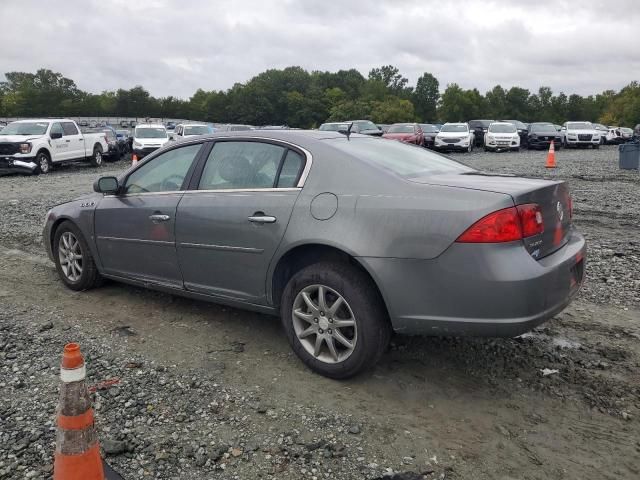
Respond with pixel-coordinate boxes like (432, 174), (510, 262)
(43, 131), (586, 378)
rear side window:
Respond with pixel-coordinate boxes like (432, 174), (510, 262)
(277, 150), (304, 187)
(62, 122), (79, 135)
(198, 141), (287, 190)
(329, 137), (473, 178)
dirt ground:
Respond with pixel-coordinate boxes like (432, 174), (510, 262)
(0, 146), (639, 479)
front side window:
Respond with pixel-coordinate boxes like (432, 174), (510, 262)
(50, 123), (63, 136)
(124, 144), (201, 194)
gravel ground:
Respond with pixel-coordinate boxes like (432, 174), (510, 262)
(0, 147), (639, 479)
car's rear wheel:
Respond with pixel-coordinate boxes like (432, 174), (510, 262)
(281, 262), (391, 379)
(53, 221), (102, 291)
(90, 145), (103, 167)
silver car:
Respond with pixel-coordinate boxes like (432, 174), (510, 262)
(43, 131), (586, 378)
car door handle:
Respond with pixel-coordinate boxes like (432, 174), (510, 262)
(65, 139), (71, 143)
(248, 214), (276, 224)
(149, 214), (171, 223)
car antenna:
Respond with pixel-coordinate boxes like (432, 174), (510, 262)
(338, 122), (354, 140)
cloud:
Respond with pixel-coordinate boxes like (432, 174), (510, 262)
(1, 0), (637, 98)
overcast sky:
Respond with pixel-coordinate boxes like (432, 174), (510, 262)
(1, 0), (638, 99)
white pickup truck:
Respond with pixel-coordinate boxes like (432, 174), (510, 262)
(0, 118), (109, 175)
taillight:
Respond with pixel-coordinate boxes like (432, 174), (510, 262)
(456, 203), (543, 243)
(567, 196), (573, 219)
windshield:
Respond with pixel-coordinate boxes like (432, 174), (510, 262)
(488, 124), (517, 133)
(319, 123), (348, 131)
(0, 122), (49, 136)
(135, 127), (167, 139)
(329, 137), (473, 178)
(530, 124), (557, 133)
(566, 122), (592, 130)
(440, 124), (468, 133)
(420, 124), (439, 133)
(184, 126), (210, 136)
(387, 124), (415, 134)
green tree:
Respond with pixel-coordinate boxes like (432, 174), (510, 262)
(413, 72), (439, 121)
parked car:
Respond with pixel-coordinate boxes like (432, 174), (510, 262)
(419, 124), (440, 149)
(129, 120), (137, 128)
(132, 124), (169, 159)
(382, 123), (424, 146)
(166, 121), (177, 131)
(319, 122), (350, 132)
(468, 119), (494, 146)
(0, 119), (108, 174)
(377, 124), (391, 133)
(561, 122), (600, 148)
(620, 127), (633, 142)
(43, 130), (586, 378)
(592, 123), (608, 144)
(344, 120), (383, 136)
(526, 123), (563, 150)
(605, 127), (624, 144)
(116, 130), (131, 153)
(498, 120), (529, 146)
(78, 120), (89, 127)
(170, 123), (212, 141)
(120, 120), (130, 128)
(484, 122), (521, 152)
(100, 127), (122, 160)
(634, 124), (640, 141)
(434, 123), (475, 152)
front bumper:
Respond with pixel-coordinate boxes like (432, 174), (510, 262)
(0, 156), (38, 174)
(528, 138), (561, 149)
(565, 136), (599, 146)
(132, 147), (160, 158)
(434, 143), (469, 152)
(358, 229), (586, 337)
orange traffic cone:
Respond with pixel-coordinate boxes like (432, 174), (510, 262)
(545, 141), (556, 168)
(131, 153), (138, 166)
(53, 343), (105, 480)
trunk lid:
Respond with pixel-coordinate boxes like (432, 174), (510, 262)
(409, 172), (572, 259)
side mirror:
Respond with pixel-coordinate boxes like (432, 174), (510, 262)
(51, 132), (63, 140)
(93, 176), (119, 194)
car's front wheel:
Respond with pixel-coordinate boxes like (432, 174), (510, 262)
(281, 262), (391, 379)
(35, 151), (52, 175)
(53, 221), (103, 291)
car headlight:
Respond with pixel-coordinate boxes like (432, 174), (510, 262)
(19, 143), (32, 154)
(486, 135), (494, 141)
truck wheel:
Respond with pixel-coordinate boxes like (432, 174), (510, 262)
(91, 145), (103, 167)
(281, 261), (391, 379)
(34, 151), (52, 175)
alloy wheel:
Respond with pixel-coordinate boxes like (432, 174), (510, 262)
(39, 155), (50, 173)
(292, 284), (357, 364)
(94, 150), (103, 165)
(58, 232), (83, 282)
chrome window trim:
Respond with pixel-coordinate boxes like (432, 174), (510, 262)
(183, 187), (301, 195)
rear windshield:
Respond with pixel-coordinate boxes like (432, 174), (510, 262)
(184, 126), (210, 135)
(328, 137), (473, 178)
(530, 124), (557, 133)
(135, 127), (167, 138)
(0, 122), (49, 136)
(319, 123), (348, 131)
(387, 124), (414, 133)
(489, 124), (517, 133)
(440, 124), (468, 133)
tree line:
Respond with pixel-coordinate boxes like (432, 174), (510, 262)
(1, 67), (638, 127)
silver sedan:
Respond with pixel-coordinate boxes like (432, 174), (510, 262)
(43, 131), (586, 378)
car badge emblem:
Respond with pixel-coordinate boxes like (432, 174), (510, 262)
(556, 201), (564, 221)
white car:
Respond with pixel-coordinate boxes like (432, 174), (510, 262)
(561, 121), (600, 149)
(484, 122), (520, 152)
(132, 124), (170, 159)
(434, 123), (475, 152)
(592, 123), (608, 145)
(170, 123), (212, 141)
(0, 118), (108, 175)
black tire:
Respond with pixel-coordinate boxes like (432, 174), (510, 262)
(90, 145), (103, 167)
(53, 221), (103, 291)
(592, 144), (599, 149)
(281, 261), (391, 379)
(34, 151), (52, 175)
(510, 147), (520, 152)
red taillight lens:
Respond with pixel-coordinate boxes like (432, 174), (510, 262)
(517, 203), (544, 237)
(456, 204), (544, 243)
(456, 207), (522, 243)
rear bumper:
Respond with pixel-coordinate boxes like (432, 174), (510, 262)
(0, 156), (37, 174)
(358, 229), (586, 337)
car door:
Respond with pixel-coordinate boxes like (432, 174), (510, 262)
(94, 143), (203, 287)
(176, 139), (307, 304)
(49, 122), (69, 161)
(61, 122), (84, 160)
